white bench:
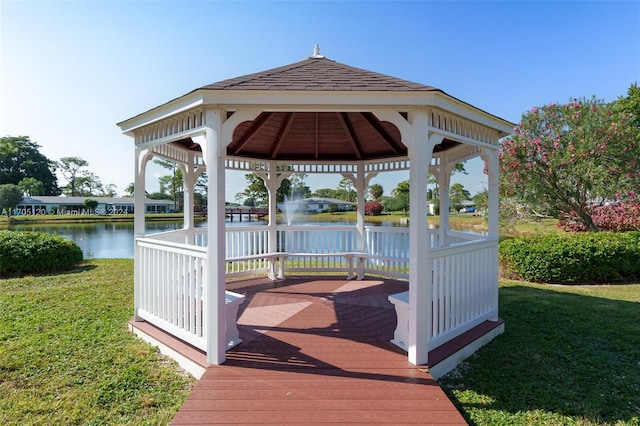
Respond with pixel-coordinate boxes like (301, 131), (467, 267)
(225, 290), (246, 349)
(226, 252), (406, 281)
(225, 253), (287, 280)
(348, 253), (408, 280)
(388, 290), (409, 351)
(278, 252), (364, 280)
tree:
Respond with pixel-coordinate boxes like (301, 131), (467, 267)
(0, 184), (23, 216)
(101, 183), (117, 197)
(74, 172), (104, 196)
(18, 177), (44, 196)
(337, 177), (355, 202)
(276, 178), (291, 202)
(0, 136), (60, 195)
(57, 156), (89, 196)
(83, 198), (99, 214)
(449, 183), (471, 213)
(124, 182), (135, 197)
(613, 82), (640, 127)
(385, 180), (410, 213)
(312, 188), (338, 199)
(368, 183), (384, 201)
(235, 173), (268, 205)
(288, 173), (311, 199)
(500, 97), (640, 231)
(472, 189), (488, 215)
(155, 159), (183, 211)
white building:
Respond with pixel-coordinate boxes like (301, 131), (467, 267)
(277, 197), (353, 214)
(14, 196), (176, 215)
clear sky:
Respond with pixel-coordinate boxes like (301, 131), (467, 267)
(1, 1), (639, 201)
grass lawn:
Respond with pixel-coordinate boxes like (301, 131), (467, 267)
(440, 280), (640, 425)
(0, 259), (195, 426)
(2, 251), (639, 425)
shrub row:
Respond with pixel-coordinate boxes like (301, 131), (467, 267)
(0, 230), (83, 277)
(499, 232), (640, 284)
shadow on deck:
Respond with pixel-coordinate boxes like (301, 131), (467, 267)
(130, 275), (504, 424)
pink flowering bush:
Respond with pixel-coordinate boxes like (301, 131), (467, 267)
(558, 201), (640, 232)
(500, 97), (640, 231)
(364, 201), (384, 216)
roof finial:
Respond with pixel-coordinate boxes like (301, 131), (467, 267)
(311, 44), (324, 59)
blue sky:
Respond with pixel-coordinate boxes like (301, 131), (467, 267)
(1, 1), (638, 201)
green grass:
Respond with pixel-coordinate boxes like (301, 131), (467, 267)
(3, 229), (639, 425)
(0, 259), (195, 425)
(440, 281), (640, 425)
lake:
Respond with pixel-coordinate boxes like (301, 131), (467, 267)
(8, 219), (408, 259)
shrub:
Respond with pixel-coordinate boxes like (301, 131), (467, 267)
(0, 230), (83, 277)
(499, 232), (640, 284)
(364, 201), (384, 216)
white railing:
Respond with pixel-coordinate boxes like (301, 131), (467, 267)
(276, 225), (358, 275)
(145, 228), (208, 246)
(362, 227), (411, 279)
(428, 239), (499, 350)
(143, 225), (485, 280)
(136, 237), (208, 351)
(225, 226), (271, 277)
(136, 225), (496, 356)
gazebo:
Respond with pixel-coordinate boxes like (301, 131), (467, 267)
(118, 46), (513, 370)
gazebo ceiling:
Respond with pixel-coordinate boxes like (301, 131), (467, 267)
(228, 111), (405, 161)
(170, 114), (460, 162)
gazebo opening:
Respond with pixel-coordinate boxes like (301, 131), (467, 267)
(118, 48), (513, 375)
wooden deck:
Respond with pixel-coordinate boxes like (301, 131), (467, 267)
(136, 276), (486, 424)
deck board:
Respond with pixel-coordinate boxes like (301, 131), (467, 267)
(167, 276), (469, 425)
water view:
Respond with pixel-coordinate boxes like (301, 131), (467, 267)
(8, 219), (411, 259)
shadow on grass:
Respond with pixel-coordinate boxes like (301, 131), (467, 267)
(0, 262), (97, 279)
(440, 284), (640, 425)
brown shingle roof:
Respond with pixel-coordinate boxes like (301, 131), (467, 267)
(199, 57), (443, 92)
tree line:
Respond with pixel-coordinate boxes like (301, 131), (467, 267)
(233, 164), (479, 216)
(0, 136), (191, 214)
(3, 82), (638, 227)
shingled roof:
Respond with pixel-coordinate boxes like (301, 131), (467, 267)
(199, 54), (443, 93)
(123, 47), (513, 162)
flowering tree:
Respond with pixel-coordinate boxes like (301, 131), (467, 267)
(500, 97), (640, 231)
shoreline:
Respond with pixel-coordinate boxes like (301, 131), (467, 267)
(1, 211), (490, 232)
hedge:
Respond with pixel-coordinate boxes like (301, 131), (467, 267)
(0, 230), (83, 277)
(499, 232), (640, 284)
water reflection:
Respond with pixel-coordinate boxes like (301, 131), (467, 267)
(8, 221), (204, 259)
(6, 218), (422, 259)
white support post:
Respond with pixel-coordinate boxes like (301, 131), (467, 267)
(180, 152), (198, 241)
(481, 147), (500, 320)
(482, 148), (500, 240)
(261, 162), (278, 255)
(200, 109), (227, 365)
(260, 161), (289, 278)
(133, 147), (151, 322)
(407, 110), (435, 366)
(438, 155), (451, 246)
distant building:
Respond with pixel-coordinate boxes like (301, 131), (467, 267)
(14, 196), (176, 215)
(277, 197), (354, 214)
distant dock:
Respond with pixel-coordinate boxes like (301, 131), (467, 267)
(225, 206), (268, 221)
